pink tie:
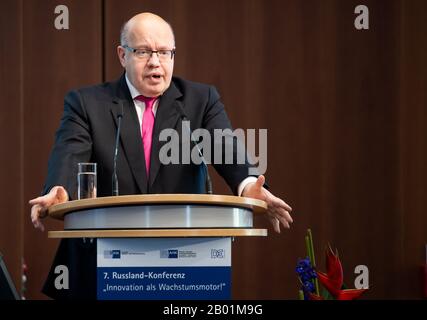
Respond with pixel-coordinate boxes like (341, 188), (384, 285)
(136, 95), (157, 176)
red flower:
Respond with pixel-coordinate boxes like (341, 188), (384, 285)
(314, 246), (367, 300)
(308, 292), (324, 300)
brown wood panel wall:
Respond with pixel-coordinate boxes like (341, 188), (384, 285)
(21, 0), (103, 299)
(398, 0), (427, 298)
(0, 0), (425, 299)
(0, 0), (24, 295)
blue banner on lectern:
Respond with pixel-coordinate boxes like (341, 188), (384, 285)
(97, 238), (231, 300)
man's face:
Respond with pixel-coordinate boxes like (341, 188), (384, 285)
(117, 19), (175, 97)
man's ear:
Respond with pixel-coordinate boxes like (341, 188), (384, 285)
(117, 46), (126, 67)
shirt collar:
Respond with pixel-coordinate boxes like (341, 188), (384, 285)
(125, 74), (143, 100)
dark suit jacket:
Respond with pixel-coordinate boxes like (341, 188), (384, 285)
(42, 74), (252, 299)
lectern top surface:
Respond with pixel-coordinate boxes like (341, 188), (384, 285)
(47, 194), (267, 220)
(48, 228), (268, 238)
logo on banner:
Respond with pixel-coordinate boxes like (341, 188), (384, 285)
(104, 250), (121, 259)
(160, 249), (178, 259)
(211, 249), (225, 259)
(160, 249), (198, 259)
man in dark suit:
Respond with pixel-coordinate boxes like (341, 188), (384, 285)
(30, 13), (293, 299)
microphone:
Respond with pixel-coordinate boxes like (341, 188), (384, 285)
(112, 100), (124, 196)
(175, 103), (213, 194)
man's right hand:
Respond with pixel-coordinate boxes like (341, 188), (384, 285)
(29, 186), (69, 232)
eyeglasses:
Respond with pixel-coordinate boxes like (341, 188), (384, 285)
(123, 45), (176, 60)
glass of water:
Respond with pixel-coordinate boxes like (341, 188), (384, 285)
(77, 163), (97, 200)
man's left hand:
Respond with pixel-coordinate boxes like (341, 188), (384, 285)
(242, 175), (293, 233)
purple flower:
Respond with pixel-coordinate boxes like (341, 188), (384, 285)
(296, 257), (317, 299)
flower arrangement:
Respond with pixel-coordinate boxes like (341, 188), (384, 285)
(296, 229), (368, 300)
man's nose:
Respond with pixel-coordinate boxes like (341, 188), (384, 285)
(147, 52), (161, 66)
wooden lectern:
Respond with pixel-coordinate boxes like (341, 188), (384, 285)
(48, 194), (267, 300)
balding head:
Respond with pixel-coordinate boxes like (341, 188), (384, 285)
(120, 13), (175, 47)
(117, 12), (176, 97)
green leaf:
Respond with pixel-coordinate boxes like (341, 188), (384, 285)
(320, 286), (335, 300)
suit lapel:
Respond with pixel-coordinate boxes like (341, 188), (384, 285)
(149, 82), (182, 188)
(110, 75), (148, 193)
